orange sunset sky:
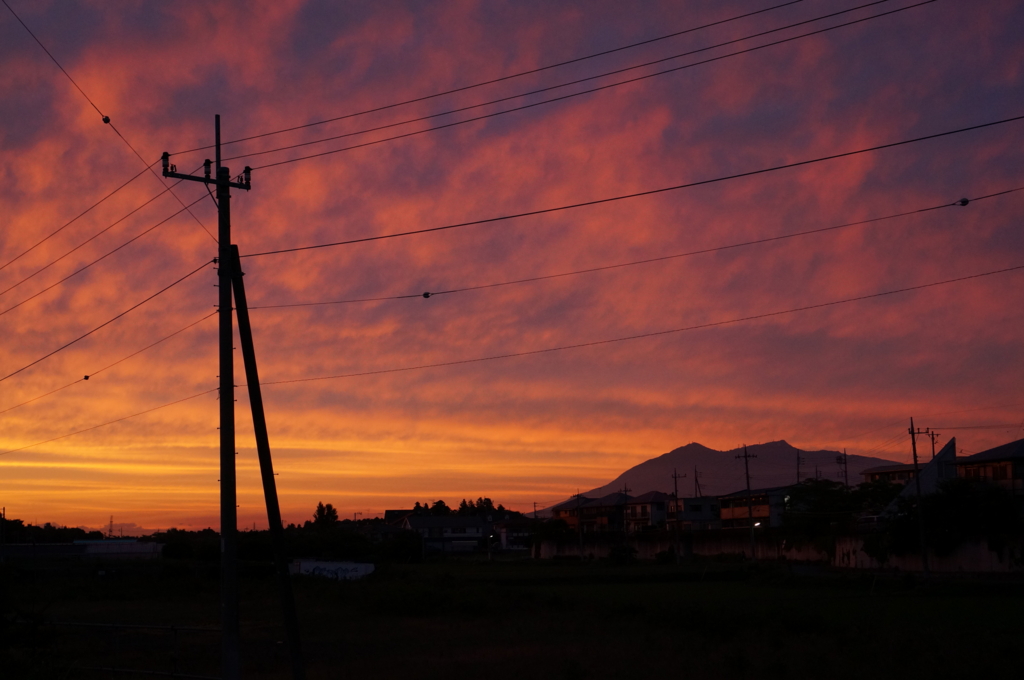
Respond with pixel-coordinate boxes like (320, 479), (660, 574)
(2, 0), (1023, 532)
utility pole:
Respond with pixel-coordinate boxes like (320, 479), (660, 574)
(533, 502), (538, 520)
(836, 449), (849, 488)
(796, 451), (805, 484)
(619, 485), (631, 534)
(909, 418), (930, 576)
(1, 507), (5, 565)
(163, 116), (252, 680)
(671, 469), (686, 564)
(573, 490), (584, 558)
(925, 429), (940, 459)
(736, 445), (757, 561)
(693, 466), (702, 498)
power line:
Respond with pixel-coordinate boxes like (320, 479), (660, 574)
(0, 260), (212, 384)
(1, 0), (105, 119)
(171, 0), (808, 155)
(243, 0), (936, 172)
(0, 164), (153, 276)
(0, 388), (218, 458)
(0, 310), (216, 416)
(0, 195), (206, 318)
(8, 262), (1020, 460)
(1, 0), (216, 243)
(257, 263), (1024, 386)
(247, 187), (1022, 310)
(242, 113), (1024, 258)
(221, 0), (894, 165)
(0, 163), (203, 300)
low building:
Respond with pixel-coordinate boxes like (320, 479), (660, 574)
(957, 438), (1024, 495)
(383, 509), (416, 526)
(402, 515), (490, 553)
(624, 491), (672, 532)
(493, 518), (534, 551)
(668, 496), (720, 530)
(861, 464), (918, 485)
(718, 487), (789, 529)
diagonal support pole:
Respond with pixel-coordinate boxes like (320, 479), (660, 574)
(231, 245), (306, 680)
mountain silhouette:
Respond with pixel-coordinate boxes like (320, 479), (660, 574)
(582, 440), (902, 500)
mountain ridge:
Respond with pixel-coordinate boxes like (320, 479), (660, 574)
(580, 439), (902, 501)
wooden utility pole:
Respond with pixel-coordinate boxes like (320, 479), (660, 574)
(693, 466), (702, 498)
(736, 445), (757, 561)
(573, 490), (584, 558)
(909, 418), (930, 575)
(836, 449), (849, 488)
(619, 485), (631, 533)
(162, 117), (254, 680)
(925, 429), (940, 459)
(672, 469), (686, 563)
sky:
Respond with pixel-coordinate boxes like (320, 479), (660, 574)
(1, 0), (1023, 532)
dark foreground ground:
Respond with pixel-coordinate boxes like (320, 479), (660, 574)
(2, 557), (1022, 679)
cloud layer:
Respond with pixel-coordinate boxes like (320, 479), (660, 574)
(2, 0), (1023, 528)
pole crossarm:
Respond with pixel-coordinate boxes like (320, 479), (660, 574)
(161, 153), (251, 190)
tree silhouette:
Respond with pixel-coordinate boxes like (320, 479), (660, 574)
(312, 502), (339, 529)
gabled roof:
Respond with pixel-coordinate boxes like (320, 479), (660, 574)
(404, 515), (489, 529)
(958, 438), (1024, 464)
(861, 464), (918, 474)
(626, 491), (673, 504)
(718, 486), (792, 499)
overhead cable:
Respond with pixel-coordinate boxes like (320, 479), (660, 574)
(0, 164), (203, 300)
(225, 0), (895, 165)
(0, 164), (152, 276)
(171, 0), (808, 155)
(244, 0), (936, 171)
(242, 114), (1024, 258)
(0, 260), (212, 384)
(248, 186), (1023, 309)
(258, 264), (1024, 386)
(7, 262), (1022, 457)
(1, 0), (216, 243)
(0, 388), (218, 458)
(0, 195), (206, 318)
(0, 311), (216, 417)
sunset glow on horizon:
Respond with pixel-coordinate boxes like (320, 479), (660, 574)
(2, 0), (1023, 532)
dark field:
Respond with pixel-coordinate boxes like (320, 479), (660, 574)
(3, 558), (1022, 679)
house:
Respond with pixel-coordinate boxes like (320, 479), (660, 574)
(552, 492), (632, 533)
(551, 496), (591, 531)
(493, 517), (534, 551)
(718, 487), (789, 529)
(624, 491), (672, 532)
(957, 437), (1024, 495)
(383, 509), (416, 526)
(668, 496), (720, 530)
(402, 515), (490, 553)
(861, 464), (918, 485)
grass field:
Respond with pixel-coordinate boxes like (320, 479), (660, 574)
(3, 557), (1023, 679)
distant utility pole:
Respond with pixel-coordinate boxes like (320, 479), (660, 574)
(796, 451), (805, 484)
(619, 485), (631, 534)
(736, 445), (757, 561)
(533, 502), (538, 520)
(693, 466), (702, 498)
(909, 418), (930, 576)
(573, 490), (584, 558)
(924, 429), (940, 459)
(836, 449), (849, 488)
(671, 469), (686, 563)
(108, 515), (113, 539)
(1, 507), (5, 565)
(354, 512), (363, 521)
